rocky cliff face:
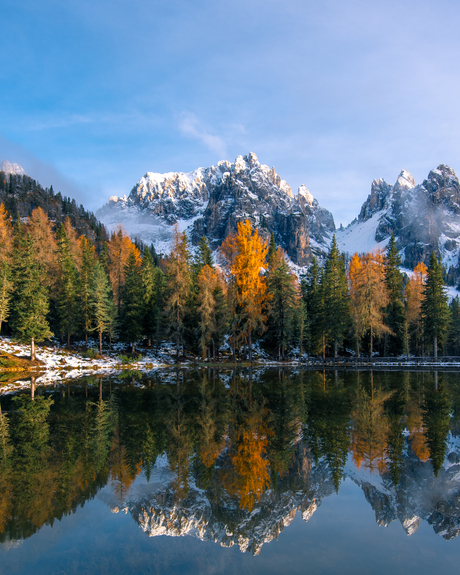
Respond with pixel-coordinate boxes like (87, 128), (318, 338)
(337, 165), (460, 274)
(97, 153), (335, 265)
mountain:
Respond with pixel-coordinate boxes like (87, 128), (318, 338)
(99, 433), (460, 555)
(97, 153), (335, 265)
(336, 165), (460, 279)
(0, 161), (108, 243)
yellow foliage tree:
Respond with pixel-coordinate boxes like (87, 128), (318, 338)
(348, 251), (391, 356)
(405, 262), (428, 355)
(228, 411), (271, 511)
(0, 204), (12, 263)
(224, 220), (270, 362)
(108, 225), (141, 308)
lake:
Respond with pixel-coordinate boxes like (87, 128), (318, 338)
(1, 368), (459, 574)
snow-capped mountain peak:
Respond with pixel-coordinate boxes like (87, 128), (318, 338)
(97, 153), (335, 265)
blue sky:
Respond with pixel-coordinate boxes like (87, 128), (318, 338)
(1, 0), (460, 225)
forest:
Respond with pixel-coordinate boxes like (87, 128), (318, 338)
(0, 200), (459, 361)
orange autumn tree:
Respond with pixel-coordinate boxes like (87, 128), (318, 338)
(226, 219), (270, 362)
(348, 251), (391, 356)
(108, 225), (141, 309)
(228, 407), (271, 511)
(405, 262), (428, 355)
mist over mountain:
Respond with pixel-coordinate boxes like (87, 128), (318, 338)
(336, 164), (460, 281)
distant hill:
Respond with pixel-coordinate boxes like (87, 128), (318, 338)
(0, 163), (108, 244)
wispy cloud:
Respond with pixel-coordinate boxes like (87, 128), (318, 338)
(178, 112), (227, 158)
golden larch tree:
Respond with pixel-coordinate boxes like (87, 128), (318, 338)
(226, 220), (270, 362)
(348, 251), (391, 356)
(405, 262), (428, 355)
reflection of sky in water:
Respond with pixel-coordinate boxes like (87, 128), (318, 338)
(1, 369), (460, 574)
(1, 476), (459, 575)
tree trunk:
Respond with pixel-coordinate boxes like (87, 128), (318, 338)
(370, 326), (373, 358)
(132, 341), (135, 354)
(334, 340), (338, 359)
(249, 329), (252, 363)
(31, 376), (35, 400)
(434, 335), (438, 359)
(99, 331), (102, 356)
(30, 337), (35, 361)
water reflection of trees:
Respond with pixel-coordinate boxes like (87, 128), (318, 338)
(0, 369), (458, 542)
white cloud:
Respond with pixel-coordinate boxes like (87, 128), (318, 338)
(178, 112), (227, 158)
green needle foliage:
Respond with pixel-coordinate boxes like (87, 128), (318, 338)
(90, 261), (116, 355)
(422, 252), (450, 358)
(322, 236), (349, 358)
(11, 228), (52, 359)
(384, 236), (405, 355)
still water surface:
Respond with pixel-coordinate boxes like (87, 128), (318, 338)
(1, 368), (460, 574)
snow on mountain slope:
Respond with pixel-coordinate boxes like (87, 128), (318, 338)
(97, 153), (335, 265)
(336, 165), (460, 277)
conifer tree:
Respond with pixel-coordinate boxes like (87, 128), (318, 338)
(267, 232), (276, 268)
(0, 262), (13, 334)
(422, 252), (450, 358)
(165, 227), (192, 360)
(196, 264), (219, 359)
(322, 236), (349, 358)
(305, 257), (326, 356)
(90, 261), (116, 355)
(212, 283), (228, 359)
(141, 247), (156, 346)
(266, 248), (298, 359)
(384, 236), (405, 355)
(348, 251), (391, 357)
(447, 296), (460, 355)
(152, 266), (166, 346)
(229, 220), (270, 362)
(79, 237), (96, 346)
(11, 228), (52, 360)
(194, 236), (214, 275)
(218, 232), (239, 360)
(0, 203), (13, 263)
(56, 224), (80, 346)
(120, 252), (143, 353)
(405, 262), (427, 355)
(108, 226), (140, 310)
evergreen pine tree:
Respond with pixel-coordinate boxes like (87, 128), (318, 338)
(79, 237), (96, 346)
(0, 261), (13, 334)
(384, 235), (405, 355)
(447, 296), (460, 355)
(266, 248), (298, 359)
(194, 236), (214, 275)
(305, 257), (326, 356)
(165, 228), (192, 361)
(422, 252), (450, 358)
(152, 267), (166, 346)
(141, 247), (156, 346)
(267, 232), (276, 268)
(90, 261), (116, 355)
(11, 228), (52, 359)
(56, 224), (80, 346)
(120, 252), (143, 353)
(322, 236), (349, 358)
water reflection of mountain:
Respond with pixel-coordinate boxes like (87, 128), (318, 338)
(1, 369), (460, 553)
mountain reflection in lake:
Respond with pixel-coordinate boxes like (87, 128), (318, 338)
(1, 368), (460, 574)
